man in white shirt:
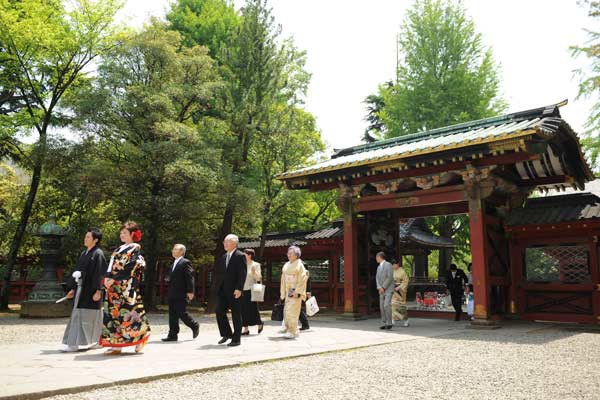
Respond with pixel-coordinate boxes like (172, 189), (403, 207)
(214, 234), (247, 346)
(162, 244), (198, 342)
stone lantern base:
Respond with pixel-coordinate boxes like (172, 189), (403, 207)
(19, 280), (71, 318)
(20, 300), (71, 318)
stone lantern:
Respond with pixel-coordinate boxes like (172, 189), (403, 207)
(20, 215), (71, 317)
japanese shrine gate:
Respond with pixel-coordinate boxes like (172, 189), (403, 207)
(278, 102), (595, 325)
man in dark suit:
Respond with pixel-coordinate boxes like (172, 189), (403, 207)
(445, 263), (469, 321)
(214, 233), (247, 347)
(162, 244), (199, 342)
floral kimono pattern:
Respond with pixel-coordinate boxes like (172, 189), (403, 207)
(279, 259), (308, 335)
(101, 243), (150, 347)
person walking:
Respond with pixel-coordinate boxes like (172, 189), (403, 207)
(390, 259), (410, 327)
(101, 221), (151, 354)
(162, 244), (199, 342)
(61, 228), (107, 352)
(375, 252), (394, 330)
(279, 246), (309, 339)
(445, 263), (469, 321)
(214, 234), (246, 347)
(241, 249), (264, 335)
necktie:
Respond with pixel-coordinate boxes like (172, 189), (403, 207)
(226, 253), (231, 269)
(172, 260), (177, 272)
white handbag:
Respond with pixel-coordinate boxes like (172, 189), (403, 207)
(251, 283), (265, 302)
(305, 295), (319, 316)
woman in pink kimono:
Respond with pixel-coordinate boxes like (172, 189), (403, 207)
(278, 246), (308, 339)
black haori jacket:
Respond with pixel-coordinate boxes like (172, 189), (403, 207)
(67, 246), (108, 309)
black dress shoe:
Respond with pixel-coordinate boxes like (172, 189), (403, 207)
(258, 324), (264, 334)
(379, 325), (387, 330)
(385, 325), (392, 330)
(300, 326), (309, 331)
(161, 336), (178, 342)
(218, 337), (229, 344)
(192, 325), (199, 339)
(227, 341), (240, 347)
(241, 330), (250, 336)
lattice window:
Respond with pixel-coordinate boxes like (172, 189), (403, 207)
(303, 259), (329, 282)
(339, 257), (345, 283)
(525, 245), (590, 284)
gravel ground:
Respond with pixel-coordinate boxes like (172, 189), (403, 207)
(30, 322), (600, 400)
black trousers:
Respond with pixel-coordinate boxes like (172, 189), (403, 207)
(168, 298), (198, 337)
(450, 292), (463, 321)
(241, 290), (263, 327)
(299, 300), (309, 328)
(216, 287), (242, 341)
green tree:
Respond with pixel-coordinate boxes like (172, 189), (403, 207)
(210, 0), (291, 261)
(251, 105), (324, 259)
(376, 0), (505, 138)
(368, 0), (505, 274)
(71, 21), (221, 309)
(572, 0), (600, 169)
(167, 0), (240, 58)
(0, 0), (122, 309)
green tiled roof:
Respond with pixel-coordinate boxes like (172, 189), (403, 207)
(506, 193), (600, 226)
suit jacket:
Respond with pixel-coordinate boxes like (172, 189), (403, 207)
(214, 249), (247, 295)
(67, 246), (107, 310)
(168, 257), (195, 301)
(446, 269), (469, 294)
(376, 261), (394, 293)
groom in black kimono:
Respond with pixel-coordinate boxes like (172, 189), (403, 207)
(62, 228), (107, 351)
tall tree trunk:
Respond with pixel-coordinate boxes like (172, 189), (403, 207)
(143, 183), (162, 311)
(257, 201), (271, 262)
(0, 133), (46, 310)
(143, 225), (159, 311)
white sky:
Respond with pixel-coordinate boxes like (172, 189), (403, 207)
(119, 0), (597, 152)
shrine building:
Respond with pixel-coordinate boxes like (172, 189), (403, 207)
(274, 102), (600, 325)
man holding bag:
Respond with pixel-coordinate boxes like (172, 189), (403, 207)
(241, 249), (264, 335)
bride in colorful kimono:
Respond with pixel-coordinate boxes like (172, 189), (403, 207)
(278, 245), (309, 339)
(101, 221), (151, 354)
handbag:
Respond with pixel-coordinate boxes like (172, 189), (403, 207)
(305, 296), (319, 317)
(271, 303), (284, 321)
(251, 283), (265, 302)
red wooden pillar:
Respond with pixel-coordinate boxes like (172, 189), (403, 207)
(508, 238), (521, 317)
(343, 211), (360, 315)
(330, 251), (337, 310)
(588, 235), (600, 323)
(469, 197), (491, 321)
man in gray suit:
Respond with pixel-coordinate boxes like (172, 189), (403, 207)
(376, 251), (394, 330)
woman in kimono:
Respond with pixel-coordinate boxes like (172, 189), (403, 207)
(391, 260), (410, 327)
(101, 221), (151, 354)
(278, 245), (308, 339)
(241, 249), (264, 335)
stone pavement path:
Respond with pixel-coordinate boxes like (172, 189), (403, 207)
(2, 313), (600, 400)
(0, 313), (469, 399)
